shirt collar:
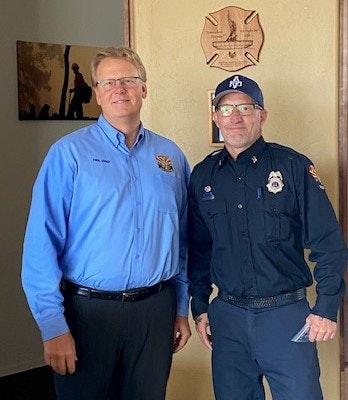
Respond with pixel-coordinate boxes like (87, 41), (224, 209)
(218, 136), (266, 168)
(98, 115), (145, 151)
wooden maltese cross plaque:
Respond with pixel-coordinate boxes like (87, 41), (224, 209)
(201, 6), (264, 72)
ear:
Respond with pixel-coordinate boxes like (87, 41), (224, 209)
(260, 109), (268, 126)
(212, 111), (219, 127)
(142, 83), (147, 99)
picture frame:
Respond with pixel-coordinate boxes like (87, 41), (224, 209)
(124, 0), (132, 47)
(16, 1), (132, 121)
(16, 41), (101, 121)
(208, 90), (224, 147)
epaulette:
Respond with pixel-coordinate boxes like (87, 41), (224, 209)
(267, 142), (302, 157)
(202, 148), (223, 161)
(268, 141), (313, 162)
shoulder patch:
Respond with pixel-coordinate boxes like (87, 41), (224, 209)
(309, 165), (325, 189)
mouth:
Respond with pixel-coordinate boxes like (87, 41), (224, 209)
(226, 125), (244, 130)
(112, 99), (129, 104)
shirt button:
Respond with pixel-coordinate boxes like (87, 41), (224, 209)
(237, 204), (243, 209)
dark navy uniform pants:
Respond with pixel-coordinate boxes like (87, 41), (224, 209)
(54, 283), (177, 400)
(208, 297), (323, 400)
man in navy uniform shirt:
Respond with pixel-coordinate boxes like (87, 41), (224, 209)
(188, 74), (347, 400)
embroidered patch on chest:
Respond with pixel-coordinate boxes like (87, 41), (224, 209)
(156, 155), (174, 172)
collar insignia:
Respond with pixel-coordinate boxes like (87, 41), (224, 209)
(266, 170), (284, 194)
(156, 155), (174, 172)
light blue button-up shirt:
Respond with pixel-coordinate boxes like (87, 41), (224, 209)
(22, 115), (190, 341)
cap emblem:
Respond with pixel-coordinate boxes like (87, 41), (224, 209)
(229, 76), (243, 90)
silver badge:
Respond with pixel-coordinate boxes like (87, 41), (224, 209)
(266, 171), (284, 194)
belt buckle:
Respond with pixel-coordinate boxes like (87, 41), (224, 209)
(122, 290), (140, 300)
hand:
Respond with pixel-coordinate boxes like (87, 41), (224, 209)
(194, 313), (212, 350)
(43, 332), (77, 375)
(173, 316), (191, 353)
(305, 313), (337, 342)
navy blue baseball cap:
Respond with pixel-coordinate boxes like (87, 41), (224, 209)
(213, 75), (264, 108)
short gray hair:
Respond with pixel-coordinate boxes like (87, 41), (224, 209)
(90, 46), (147, 86)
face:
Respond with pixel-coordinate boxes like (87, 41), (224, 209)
(213, 92), (267, 158)
(93, 57), (147, 126)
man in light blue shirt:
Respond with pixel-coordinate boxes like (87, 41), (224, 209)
(22, 46), (191, 400)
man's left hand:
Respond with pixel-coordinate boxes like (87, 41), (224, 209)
(173, 316), (191, 353)
(306, 313), (337, 342)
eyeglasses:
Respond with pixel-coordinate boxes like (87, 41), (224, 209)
(96, 76), (142, 91)
(216, 103), (263, 117)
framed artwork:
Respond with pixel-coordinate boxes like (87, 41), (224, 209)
(16, 41), (102, 121)
(208, 90), (224, 147)
(16, 0), (132, 121)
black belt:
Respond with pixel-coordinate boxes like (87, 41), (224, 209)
(61, 280), (170, 302)
(218, 287), (306, 308)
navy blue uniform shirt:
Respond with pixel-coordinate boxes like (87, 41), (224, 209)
(188, 136), (347, 321)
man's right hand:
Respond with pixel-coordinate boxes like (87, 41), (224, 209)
(43, 332), (77, 375)
(194, 312), (212, 350)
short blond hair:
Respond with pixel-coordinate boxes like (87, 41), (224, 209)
(90, 46), (147, 86)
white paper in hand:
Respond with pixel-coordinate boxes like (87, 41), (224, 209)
(291, 324), (310, 342)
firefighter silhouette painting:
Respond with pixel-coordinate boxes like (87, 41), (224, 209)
(67, 62), (92, 119)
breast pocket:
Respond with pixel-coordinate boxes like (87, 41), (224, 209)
(262, 194), (299, 242)
(156, 173), (180, 213)
(199, 200), (228, 244)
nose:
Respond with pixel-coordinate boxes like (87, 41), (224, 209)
(112, 81), (126, 92)
(229, 108), (243, 120)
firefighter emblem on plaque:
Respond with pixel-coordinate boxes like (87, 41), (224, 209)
(201, 6), (264, 72)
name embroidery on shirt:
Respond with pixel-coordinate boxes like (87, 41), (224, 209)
(156, 155), (174, 172)
(93, 158), (110, 163)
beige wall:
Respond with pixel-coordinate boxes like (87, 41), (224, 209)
(0, 0), (341, 398)
(131, 1), (341, 399)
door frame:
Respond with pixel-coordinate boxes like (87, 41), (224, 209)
(339, 0), (348, 398)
